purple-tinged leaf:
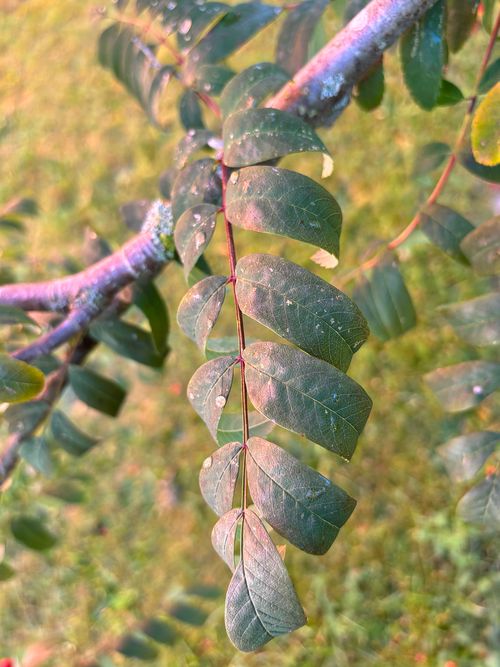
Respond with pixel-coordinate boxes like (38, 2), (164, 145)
(420, 203), (474, 264)
(247, 437), (356, 554)
(424, 361), (500, 412)
(460, 217), (500, 275)
(225, 166), (342, 255)
(438, 293), (500, 347)
(458, 474), (500, 527)
(225, 509), (306, 652)
(199, 441), (242, 515)
(177, 275), (227, 350)
(220, 62), (289, 118)
(174, 203), (218, 278)
(236, 254), (368, 371)
(171, 158), (221, 222)
(175, 130), (219, 170)
(438, 431), (499, 482)
(211, 507), (241, 571)
(187, 355), (235, 439)
(243, 342), (372, 461)
(223, 108), (328, 167)
(275, 0), (328, 76)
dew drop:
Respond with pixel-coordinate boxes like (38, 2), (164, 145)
(215, 395), (226, 408)
(195, 231), (205, 248)
(230, 171), (239, 184)
(472, 385), (483, 395)
(203, 456), (213, 469)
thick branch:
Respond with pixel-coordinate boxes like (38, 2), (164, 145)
(267, 0), (438, 126)
(0, 200), (174, 312)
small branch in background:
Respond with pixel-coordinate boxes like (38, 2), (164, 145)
(338, 9), (500, 286)
(267, 0), (439, 126)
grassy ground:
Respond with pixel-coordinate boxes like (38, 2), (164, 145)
(0, 1), (499, 666)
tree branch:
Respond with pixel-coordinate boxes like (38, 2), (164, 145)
(267, 0), (438, 126)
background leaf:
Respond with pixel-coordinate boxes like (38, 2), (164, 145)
(438, 431), (499, 482)
(438, 293), (500, 346)
(0, 355), (44, 403)
(220, 62), (289, 118)
(457, 475), (500, 528)
(68, 366), (126, 417)
(425, 361), (500, 412)
(471, 83), (500, 167)
(50, 410), (99, 457)
(460, 217), (500, 275)
(354, 60), (384, 111)
(400, 0), (445, 110)
(420, 203), (474, 263)
(10, 516), (57, 551)
(90, 319), (167, 367)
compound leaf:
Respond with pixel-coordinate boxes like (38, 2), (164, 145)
(225, 166), (342, 255)
(247, 436), (356, 554)
(225, 509), (306, 652)
(199, 441), (242, 515)
(177, 275), (227, 350)
(220, 62), (289, 118)
(187, 355), (235, 438)
(174, 203), (218, 278)
(243, 342), (372, 460)
(236, 254), (368, 371)
(223, 108), (328, 167)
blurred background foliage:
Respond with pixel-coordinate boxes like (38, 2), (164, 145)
(0, 0), (498, 665)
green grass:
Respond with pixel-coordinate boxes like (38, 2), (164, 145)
(0, 2), (499, 665)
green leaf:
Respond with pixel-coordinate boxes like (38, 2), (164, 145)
(142, 617), (177, 645)
(438, 293), (500, 347)
(460, 217), (500, 275)
(10, 516), (57, 551)
(175, 2), (228, 51)
(44, 481), (86, 504)
(185, 3), (281, 73)
(199, 441), (242, 515)
(436, 79), (464, 106)
(211, 507), (241, 571)
(352, 261), (416, 341)
(217, 410), (273, 445)
(171, 158), (221, 222)
(185, 583), (222, 599)
(169, 602), (208, 626)
(225, 508), (306, 652)
(478, 58), (500, 94)
(225, 166), (342, 255)
(413, 142), (451, 176)
(244, 342), (372, 461)
(90, 319), (167, 368)
(68, 366), (126, 417)
(50, 410), (99, 457)
(1, 197), (38, 217)
(0, 562), (15, 581)
(275, 0), (329, 76)
(193, 64), (235, 96)
(420, 203), (474, 263)
(425, 361), (500, 412)
(0, 355), (44, 403)
(117, 633), (158, 660)
(400, 0), (445, 110)
(177, 275), (227, 350)
(220, 62), (289, 118)
(223, 108), (328, 167)
(187, 355), (235, 439)
(446, 0), (479, 53)
(133, 280), (169, 354)
(355, 60), (384, 111)
(174, 203), (218, 278)
(438, 431), (499, 482)
(235, 254), (368, 371)
(247, 437), (356, 554)
(458, 474), (500, 527)
(175, 130), (218, 171)
(0, 306), (38, 327)
(187, 254), (213, 288)
(472, 83), (500, 167)
(19, 436), (53, 476)
(205, 337), (242, 360)
(179, 89), (204, 131)
(4, 400), (50, 435)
